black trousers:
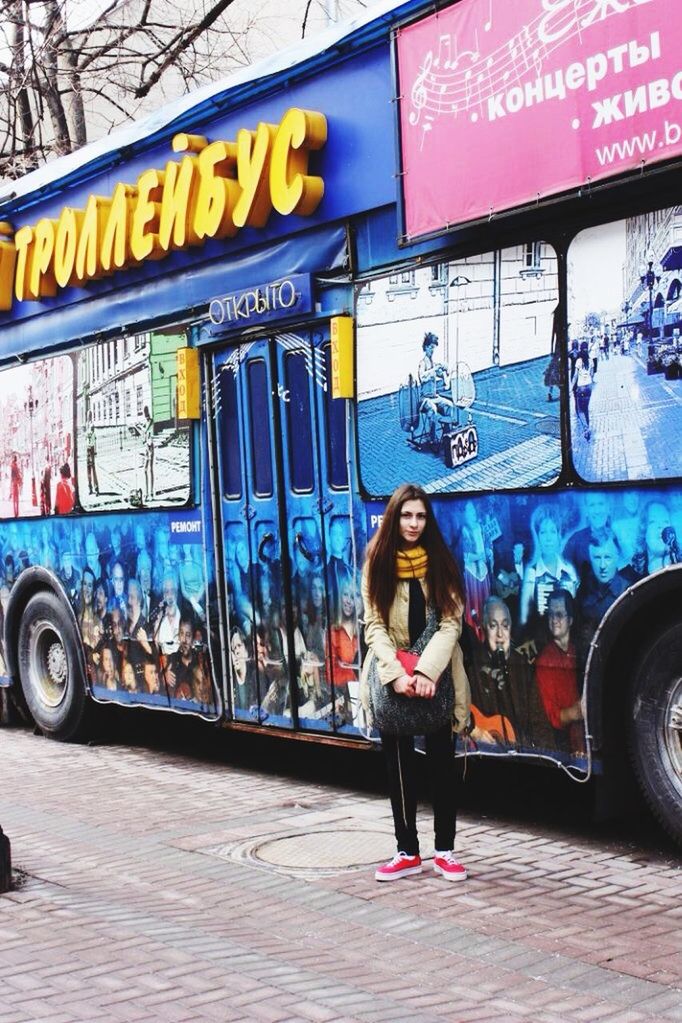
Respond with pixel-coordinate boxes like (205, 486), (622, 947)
(380, 722), (458, 856)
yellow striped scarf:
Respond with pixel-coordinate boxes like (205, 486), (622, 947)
(396, 545), (428, 579)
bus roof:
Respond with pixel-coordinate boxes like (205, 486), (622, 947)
(0, 0), (426, 215)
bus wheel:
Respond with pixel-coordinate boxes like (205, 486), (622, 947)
(17, 591), (89, 741)
(629, 622), (682, 846)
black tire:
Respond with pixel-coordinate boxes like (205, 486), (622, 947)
(628, 622), (682, 846)
(17, 591), (90, 741)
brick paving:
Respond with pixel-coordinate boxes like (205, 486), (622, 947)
(0, 727), (680, 1023)
(570, 347), (682, 482)
(358, 358), (560, 494)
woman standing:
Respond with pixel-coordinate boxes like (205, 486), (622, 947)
(361, 483), (471, 883)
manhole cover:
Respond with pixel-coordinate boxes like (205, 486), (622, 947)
(255, 829), (395, 870)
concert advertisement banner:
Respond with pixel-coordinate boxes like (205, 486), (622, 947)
(397, 0), (681, 238)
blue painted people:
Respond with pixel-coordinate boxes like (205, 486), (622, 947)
(564, 492), (612, 586)
(326, 572), (359, 726)
(153, 573), (182, 657)
(179, 543), (205, 620)
(108, 561), (127, 618)
(120, 659), (138, 693)
(575, 532), (630, 668)
(460, 500), (492, 643)
(98, 643), (120, 691)
(165, 619), (198, 700)
(78, 567), (103, 652)
(468, 596), (554, 749)
(229, 626), (256, 710)
(632, 500), (675, 576)
(535, 590), (585, 754)
(520, 504), (578, 638)
(612, 492), (641, 566)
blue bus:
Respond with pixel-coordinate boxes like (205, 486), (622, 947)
(0, 0), (681, 845)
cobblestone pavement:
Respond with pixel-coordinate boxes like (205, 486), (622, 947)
(358, 357), (561, 495)
(570, 348), (682, 482)
(0, 727), (681, 1023)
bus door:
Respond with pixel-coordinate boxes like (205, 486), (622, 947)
(274, 328), (363, 735)
(213, 339), (293, 729)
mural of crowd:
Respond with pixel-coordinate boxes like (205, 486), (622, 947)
(225, 485), (681, 757)
(226, 515), (365, 731)
(0, 513), (217, 716)
(441, 487), (680, 757)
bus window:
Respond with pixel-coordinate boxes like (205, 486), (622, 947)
(218, 368), (242, 500)
(568, 206), (682, 484)
(246, 359), (273, 498)
(323, 345), (349, 490)
(0, 355), (75, 519)
(76, 327), (191, 511)
(356, 245), (561, 496)
(284, 352), (314, 494)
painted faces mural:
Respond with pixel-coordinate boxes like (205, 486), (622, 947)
(356, 244), (561, 495)
(392, 487), (680, 760)
(0, 510), (218, 717)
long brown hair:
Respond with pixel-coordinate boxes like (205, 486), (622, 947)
(365, 483), (464, 624)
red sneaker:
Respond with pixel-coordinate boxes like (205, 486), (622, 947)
(374, 852), (422, 882)
(433, 851), (467, 881)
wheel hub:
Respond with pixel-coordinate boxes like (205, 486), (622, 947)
(46, 642), (67, 687)
(29, 622), (68, 710)
(664, 678), (682, 779)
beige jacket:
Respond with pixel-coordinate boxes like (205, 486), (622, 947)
(360, 566), (471, 733)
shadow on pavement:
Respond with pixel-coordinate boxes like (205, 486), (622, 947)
(66, 705), (680, 864)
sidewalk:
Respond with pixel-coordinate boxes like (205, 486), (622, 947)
(570, 348), (682, 481)
(0, 727), (680, 1023)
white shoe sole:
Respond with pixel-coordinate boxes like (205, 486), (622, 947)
(375, 865), (422, 881)
(433, 863), (468, 881)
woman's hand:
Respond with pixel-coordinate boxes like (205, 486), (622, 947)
(392, 674), (416, 697)
(413, 672), (436, 698)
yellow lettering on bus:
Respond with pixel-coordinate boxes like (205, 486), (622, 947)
(14, 225), (34, 301)
(194, 141), (240, 240)
(172, 133), (208, 154)
(75, 195), (110, 282)
(159, 156), (201, 252)
(233, 122), (277, 229)
(4, 108), (327, 309)
(54, 207), (84, 289)
(28, 218), (58, 299)
(130, 168), (165, 262)
(101, 183), (138, 272)
(270, 108), (327, 217)
(0, 224), (17, 312)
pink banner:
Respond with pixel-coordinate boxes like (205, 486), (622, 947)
(397, 0), (681, 238)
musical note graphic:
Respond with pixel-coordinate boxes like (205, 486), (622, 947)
(433, 34), (452, 69)
(409, 50), (432, 127)
(404, 0), (624, 145)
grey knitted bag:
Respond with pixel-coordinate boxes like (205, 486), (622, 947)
(368, 607), (454, 736)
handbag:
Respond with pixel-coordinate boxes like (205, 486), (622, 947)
(368, 607), (455, 736)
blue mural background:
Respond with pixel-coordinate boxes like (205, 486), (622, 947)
(0, 510), (218, 717)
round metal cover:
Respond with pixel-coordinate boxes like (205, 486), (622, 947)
(255, 829), (395, 870)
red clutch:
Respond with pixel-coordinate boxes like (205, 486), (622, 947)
(396, 649), (419, 675)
